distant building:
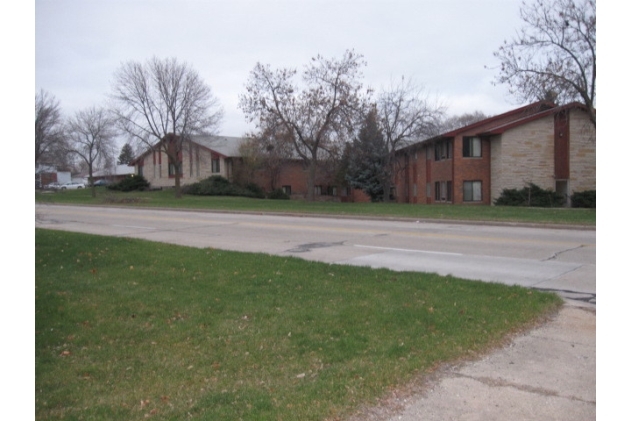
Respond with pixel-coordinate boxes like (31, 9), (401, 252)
(130, 135), (370, 201)
(36, 165), (71, 188)
(91, 164), (136, 184)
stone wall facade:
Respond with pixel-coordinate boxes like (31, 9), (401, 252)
(568, 111), (596, 193)
(136, 144), (230, 188)
(490, 116), (556, 201)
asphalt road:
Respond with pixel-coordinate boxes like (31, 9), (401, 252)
(35, 204), (596, 306)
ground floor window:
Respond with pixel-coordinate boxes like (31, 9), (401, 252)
(211, 158), (220, 173)
(137, 165), (143, 177)
(282, 185), (291, 195)
(168, 162), (183, 176)
(463, 180), (482, 202)
(434, 181), (452, 202)
(314, 185), (322, 195)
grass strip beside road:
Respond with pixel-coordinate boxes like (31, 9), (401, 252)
(36, 188), (596, 226)
(36, 229), (562, 420)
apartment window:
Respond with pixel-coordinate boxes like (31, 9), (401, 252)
(434, 181), (452, 202)
(168, 162), (183, 176)
(463, 137), (482, 158)
(194, 146), (200, 177)
(434, 140), (452, 161)
(463, 181), (482, 202)
(211, 158), (220, 173)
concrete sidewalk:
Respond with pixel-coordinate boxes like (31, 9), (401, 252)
(352, 302), (596, 421)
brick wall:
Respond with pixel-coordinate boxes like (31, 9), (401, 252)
(452, 135), (492, 204)
(394, 148), (428, 203)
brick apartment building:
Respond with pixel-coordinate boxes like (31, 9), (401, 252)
(130, 101), (595, 205)
(393, 101), (596, 205)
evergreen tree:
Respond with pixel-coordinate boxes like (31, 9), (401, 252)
(117, 143), (134, 165)
(345, 108), (387, 201)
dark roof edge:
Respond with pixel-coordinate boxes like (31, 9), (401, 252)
(477, 102), (590, 136)
(397, 101), (587, 153)
(440, 100), (556, 138)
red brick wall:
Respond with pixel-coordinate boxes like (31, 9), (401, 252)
(252, 159), (371, 202)
(452, 136), (492, 205)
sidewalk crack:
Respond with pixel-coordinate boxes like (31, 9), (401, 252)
(452, 373), (595, 404)
(544, 244), (585, 261)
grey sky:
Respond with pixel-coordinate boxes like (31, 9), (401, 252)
(36, 0), (525, 137)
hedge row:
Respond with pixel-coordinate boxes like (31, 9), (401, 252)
(494, 183), (595, 208)
(182, 176), (289, 200)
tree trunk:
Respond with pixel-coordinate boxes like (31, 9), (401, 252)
(382, 154), (394, 202)
(306, 159), (316, 202)
(174, 171), (182, 198)
(89, 167), (96, 198)
(382, 178), (392, 203)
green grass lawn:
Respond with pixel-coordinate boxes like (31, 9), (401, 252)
(36, 229), (562, 420)
(35, 188), (596, 226)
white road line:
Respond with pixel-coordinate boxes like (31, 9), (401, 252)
(354, 244), (463, 256)
(111, 225), (156, 230)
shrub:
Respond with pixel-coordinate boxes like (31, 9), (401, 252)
(107, 175), (150, 192)
(243, 182), (266, 199)
(182, 176), (264, 198)
(267, 188), (290, 200)
(494, 183), (565, 207)
(571, 190), (596, 208)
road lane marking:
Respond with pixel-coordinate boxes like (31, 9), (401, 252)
(37, 206), (594, 248)
(354, 244), (463, 256)
(112, 224), (156, 230)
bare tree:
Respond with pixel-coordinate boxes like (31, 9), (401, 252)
(111, 57), (224, 197)
(239, 50), (368, 201)
(493, 0), (596, 126)
(439, 111), (489, 132)
(66, 107), (118, 197)
(237, 122), (295, 190)
(35, 90), (66, 167)
(377, 77), (444, 201)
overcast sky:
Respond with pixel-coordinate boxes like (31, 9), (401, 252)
(35, 0), (531, 137)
